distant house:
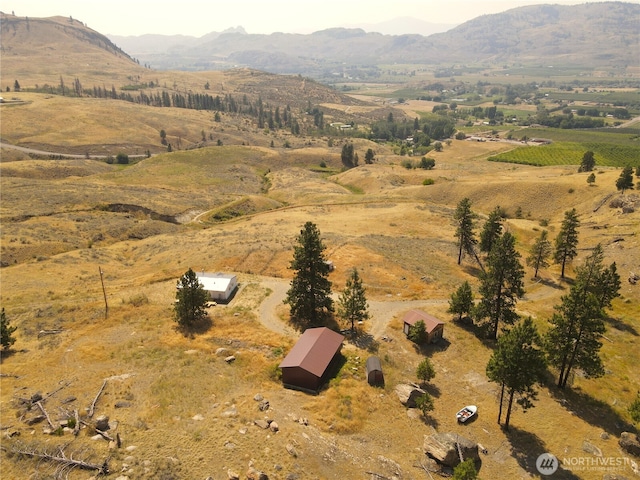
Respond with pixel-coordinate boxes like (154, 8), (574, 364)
(366, 356), (384, 386)
(279, 327), (344, 393)
(402, 309), (445, 344)
(195, 272), (238, 302)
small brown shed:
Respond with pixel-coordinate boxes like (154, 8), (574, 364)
(279, 327), (344, 393)
(403, 309), (445, 343)
(366, 356), (384, 386)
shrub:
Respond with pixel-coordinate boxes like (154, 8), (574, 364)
(422, 178), (435, 185)
(408, 320), (427, 344)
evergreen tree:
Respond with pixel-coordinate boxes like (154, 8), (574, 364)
(341, 143), (355, 168)
(544, 246), (618, 388)
(415, 392), (434, 418)
(454, 198), (479, 267)
(337, 267), (369, 333)
(364, 148), (375, 164)
(408, 320), (427, 344)
(526, 230), (552, 278)
(578, 151), (596, 172)
(476, 232), (525, 340)
(0, 308), (17, 351)
(453, 459), (478, 480)
(554, 209), (580, 279)
(416, 358), (436, 383)
(13, 80), (20, 92)
(285, 222), (334, 330)
(448, 281), (474, 322)
(587, 173), (596, 186)
(174, 268), (209, 329)
(616, 166), (634, 194)
(486, 317), (547, 430)
(479, 206), (504, 254)
(629, 392), (640, 424)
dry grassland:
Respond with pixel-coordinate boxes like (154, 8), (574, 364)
(0, 136), (639, 480)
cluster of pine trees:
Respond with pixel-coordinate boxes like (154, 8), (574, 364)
(450, 199), (622, 430)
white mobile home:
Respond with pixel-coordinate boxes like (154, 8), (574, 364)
(196, 272), (238, 302)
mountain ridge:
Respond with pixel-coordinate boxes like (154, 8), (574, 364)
(103, 2), (640, 75)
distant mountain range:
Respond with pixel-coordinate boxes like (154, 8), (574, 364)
(104, 2), (639, 77)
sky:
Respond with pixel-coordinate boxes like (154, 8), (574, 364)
(6, 0), (640, 37)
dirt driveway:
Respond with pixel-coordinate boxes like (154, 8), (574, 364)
(256, 276), (448, 338)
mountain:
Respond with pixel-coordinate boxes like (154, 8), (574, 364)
(105, 2), (639, 76)
(342, 16), (458, 36)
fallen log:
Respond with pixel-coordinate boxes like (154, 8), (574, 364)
(37, 329), (64, 338)
(1, 442), (109, 475)
(87, 380), (107, 418)
(34, 401), (55, 430)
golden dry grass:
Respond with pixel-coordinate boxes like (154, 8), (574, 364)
(1, 140), (638, 479)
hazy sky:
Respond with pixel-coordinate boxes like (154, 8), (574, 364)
(7, 0), (639, 36)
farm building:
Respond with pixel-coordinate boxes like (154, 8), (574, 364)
(402, 309), (445, 344)
(366, 356), (384, 386)
(279, 327), (344, 393)
(195, 272), (238, 302)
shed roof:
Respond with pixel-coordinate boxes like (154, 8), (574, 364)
(279, 327), (344, 377)
(403, 310), (445, 333)
(196, 272), (236, 292)
(366, 356), (382, 373)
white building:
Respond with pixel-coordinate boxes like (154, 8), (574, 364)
(196, 272), (238, 301)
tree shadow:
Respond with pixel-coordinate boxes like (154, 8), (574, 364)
(420, 413), (440, 429)
(412, 337), (452, 355)
(422, 382), (441, 398)
(345, 330), (380, 353)
(547, 384), (637, 436)
(505, 426), (582, 479)
(605, 316), (639, 336)
(177, 316), (213, 337)
(535, 276), (567, 291)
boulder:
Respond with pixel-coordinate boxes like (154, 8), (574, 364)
(582, 440), (602, 456)
(95, 415), (110, 432)
(246, 466), (268, 480)
(619, 432), (640, 457)
(423, 432), (480, 468)
(395, 384), (426, 408)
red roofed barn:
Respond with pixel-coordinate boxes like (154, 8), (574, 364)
(279, 327), (344, 393)
(403, 309), (445, 344)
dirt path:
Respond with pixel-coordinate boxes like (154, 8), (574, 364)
(0, 141), (147, 159)
(255, 276), (448, 338)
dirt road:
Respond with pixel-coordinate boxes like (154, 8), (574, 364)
(255, 276), (448, 338)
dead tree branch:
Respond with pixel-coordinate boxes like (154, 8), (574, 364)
(88, 380), (107, 418)
(34, 401), (55, 430)
(1, 442), (109, 476)
(43, 380), (71, 402)
(37, 329), (64, 338)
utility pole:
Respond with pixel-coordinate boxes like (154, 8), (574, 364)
(99, 266), (108, 319)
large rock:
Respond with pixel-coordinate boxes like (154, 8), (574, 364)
(619, 432), (640, 457)
(423, 432), (480, 468)
(395, 384), (426, 408)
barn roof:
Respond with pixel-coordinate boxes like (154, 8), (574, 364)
(279, 327), (344, 377)
(196, 272), (236, 292)
(403, 309), (445, 333)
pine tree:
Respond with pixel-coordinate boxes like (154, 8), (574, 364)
(174, 269), (209, 329)
(526, 230), (552, 278)
(341, 143), (355, 168)
(616, 166), (634, 194)
(365, 148), (375, 164)
(408, 320), (427, 344)
(416, 358), (436, 384)
(454, 198), (479, 267)
(578, 151), (596, 172)
(285, 222), (334, 330)
(479, 206), (503, 254)
(486, 317), (547, 430)
(476, 232), (525, 340)
(415, 392), (434, 418)
(544, 246), (618, 388)
(338, 267), (369, 333)
(0, 308), (17, 351)
(453, 459), (478, 480)
(448, 281), (474, 322)
(554, 209), (580, 279)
